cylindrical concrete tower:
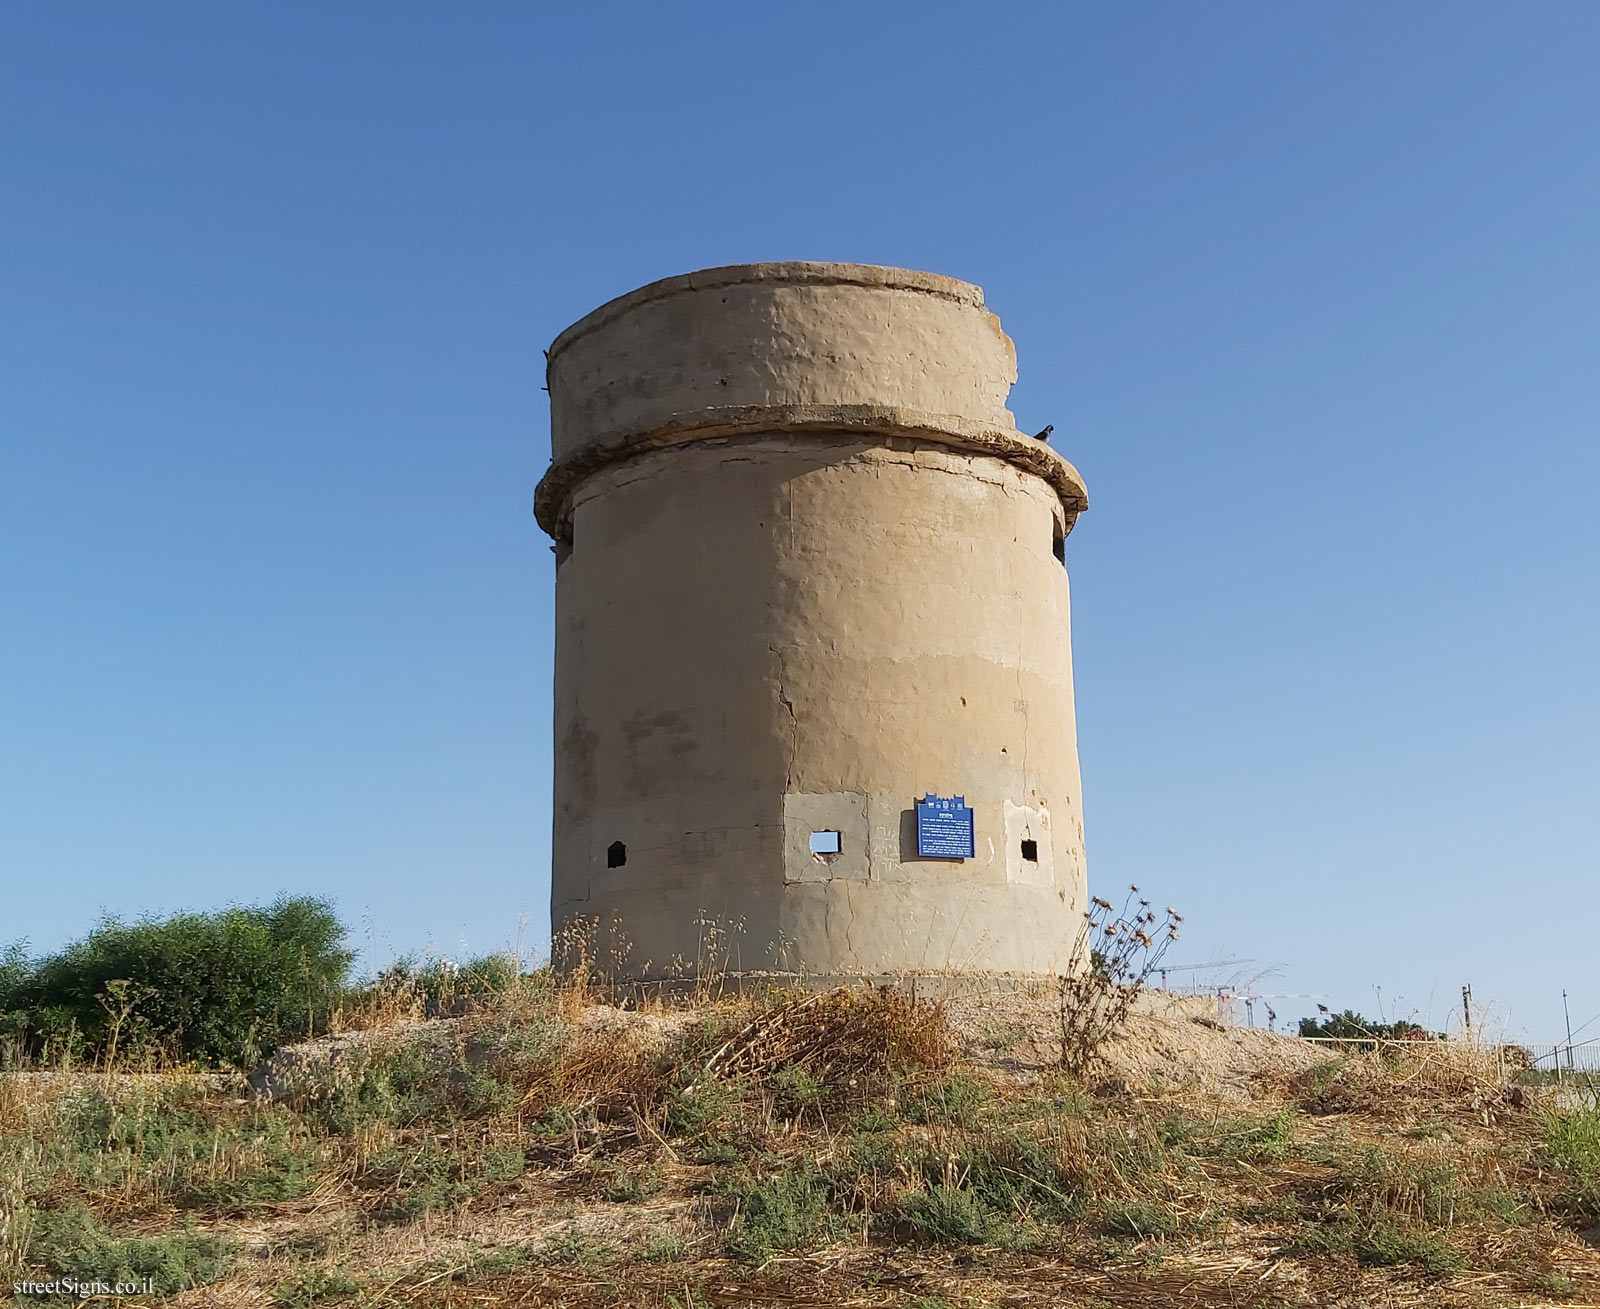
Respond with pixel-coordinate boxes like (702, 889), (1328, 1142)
(536, 263), (1089, 982)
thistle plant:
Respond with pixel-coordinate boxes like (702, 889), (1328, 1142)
(1057, 885), (1181, 1077)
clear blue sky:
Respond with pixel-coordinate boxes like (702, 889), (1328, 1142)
(3, 3), (1596, 1041)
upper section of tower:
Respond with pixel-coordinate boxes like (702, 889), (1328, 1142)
(547, 262), (1017, 456)
(535, 262), (1087, 540)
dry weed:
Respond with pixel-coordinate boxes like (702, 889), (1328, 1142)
(1058, 886), (1181, 1078)
(1284, 1040), (1519, 1120)
(699, 986), (951, 1089)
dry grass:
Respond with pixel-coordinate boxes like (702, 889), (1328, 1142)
(1276, 1040), (1521, 1120)
(702, 986), (953, 1086)
(3, 977), (1598, 1308)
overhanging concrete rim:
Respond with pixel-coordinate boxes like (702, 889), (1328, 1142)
(533, 406), (1089, 540)
(547, 262), (990, 364)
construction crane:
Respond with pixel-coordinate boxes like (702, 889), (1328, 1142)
(1156, 958), (1255, 989)
(1237, 992), (1325, 1031)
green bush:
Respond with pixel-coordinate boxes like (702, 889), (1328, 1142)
(723, 1170), (829, 1261)
(666, 1079), (737, 1139)
(1288, 1208), (1465, 1275)
(850, 1101), (900, 1134)
(1297, 1009), (1438, 1042)
(9, 1080), (319, 1215)
(906, 1072), (987, 1126)
(25, 1204), (233, 1299)
(1545, 1106), (1600, 1212)
(299, 1040), (451, 1135)
(910, 1134), (1083, 1227)
(291, 1022), (550, 1136)
(1101, 1200), (1179, 1239)
(0, 943), (30, 1063)
(270, 1268), (362, 1306)
(641, 1230), (686, 1263)
(893, 1184), (998, 1245)
(1, 898), (352, 1067)
(1165, 1108), (1296, 1162)
(1535, 1270), (1581, 1300)
(1356, 1217), (1465, 1275)
(772, 1064), (823, 1117)
(537, 1229), (613, 1265)
(357, 1140), (524, 1222)
(349, 952), (523, 1015)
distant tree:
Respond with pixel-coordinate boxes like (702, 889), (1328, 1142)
(0, 897), (353, 1067)
(1298, 1008), (1437, 1041)
(0, 942), (32, 1064)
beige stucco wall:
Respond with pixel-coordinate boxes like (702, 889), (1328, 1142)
(539, 263), (1089, 980)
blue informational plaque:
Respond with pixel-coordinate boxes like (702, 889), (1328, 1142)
(916, 794), (975, 859)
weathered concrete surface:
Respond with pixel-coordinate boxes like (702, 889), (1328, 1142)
(536, 263), (1087, 546)
(540, 263), (1089, 980)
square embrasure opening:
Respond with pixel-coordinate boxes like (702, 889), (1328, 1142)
(809, 830), (842, 860)
(1020, 839), (1039, 862)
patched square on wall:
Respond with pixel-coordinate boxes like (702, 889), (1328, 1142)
(782, 792), (869, 883)
(1004, 799), (1054, 886)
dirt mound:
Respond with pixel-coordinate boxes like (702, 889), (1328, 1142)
(944, 987), (1329, 1100)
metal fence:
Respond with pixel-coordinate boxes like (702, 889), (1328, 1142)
(1519, 1043), (1600, 1075)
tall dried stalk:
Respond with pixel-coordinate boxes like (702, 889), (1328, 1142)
(1057, 886), (1180, 1078)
